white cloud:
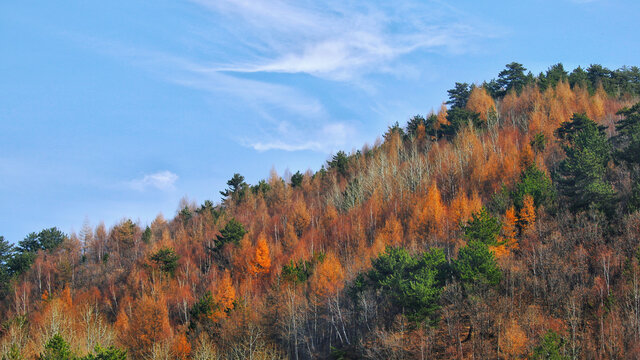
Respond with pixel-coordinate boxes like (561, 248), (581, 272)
(246, 121), (356, 153)
(193, 0), (495, 80)
(129, 171), (178, 191)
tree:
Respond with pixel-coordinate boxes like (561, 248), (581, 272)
(310, 253), (345, 300)
(555, 113), (616, 213)
(37, 334), (74, 360)
(493, 62), (529, 97)
(441, 108), (483, 138)
(328, 151), (349, 177)
(220, 173), (248, 201)
(454, 240), (501, 287)
(210, 271), (236, 321)
(531, 330), (569, 360)
(355, 247), (447, 324)
(446, 82), (471, 109)
(463, 208), (502, 246)
(150, 247), (180, 276)
(124, 296), (172, 358)
(513, 164), (555, 210)
(290, 171), (304, 188)
(81, 345), (127, 360)
(539, 63), (568, 90)
(0, 236), (13, 299)
(466, 86), (496, 122)
(249, 234), (271, 276)
(518, 194), (536, 232)
(214, 219), (246, 250)
(503, 206), (518, 249)
(614, 102), (640, 166)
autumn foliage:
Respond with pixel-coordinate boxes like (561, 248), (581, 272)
(2, 62), (640, 359)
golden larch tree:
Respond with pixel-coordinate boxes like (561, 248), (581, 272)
(310, 253), (345, 300)
(210, 270), (236, 322)
(503, 206), (518, 250)
(466, 86), (496, 122)
(518, 194), (536, 232)
(249, 233), (271, 276)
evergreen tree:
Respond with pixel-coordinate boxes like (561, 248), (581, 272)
(446, 82), (471, 109)
(214, 219), (246, 249)
(555, 113), (616, 214)
(454, 240), (501, 287)
(290, 171), (304, 188)
(37, 334), (75, 360)
(463, 208), (502, 246)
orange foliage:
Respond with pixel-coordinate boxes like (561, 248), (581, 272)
(172, 334), (192, 360)
(249, 234), (271, 276)
(519, 194), (536, 232)
(310, 253), (345, 300)
(374, 215), (404, 251)
(210, 270), (236, 321)
(124, 296), (172, 358)
(501, 319), (528, 358)
(503, 206), (518, 250)
(466, 86), (496, 122)
(291, 198), (311, 237)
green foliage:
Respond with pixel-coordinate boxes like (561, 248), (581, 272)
(405, 114), (427, 138)
(81, 345), (127, 360)
(530, 330), (569, 360)
(555, 113), (616, 214)
(488, 185), (512, 215)
(454, 240), (501, 287)
(463, 208), (502, 246)
(629, 180), (640, 213)
(442, 108), (483, 138)
(197, 200), (223, 222)
(37, 334), (75, 360)
(446, 82), (471, 109)
(220, 173), (248, 201)
(614, 102), (640, 166)
(328, 151), (349, 177)
(513, 164), (555, 210)
(179, 207), (192, 225)
(281, 253), (325, 284)
(214, 219), (246, 249)
(141, 226), (151, 244)
(251, 179), (271, 195)
(0, 236), (12, 302)
(569, 66), (588, 88)
(290, 171), (304, 188)
(538, 63), (568, 90)
(531, 132), (547, 153)
(357, 247), (447, 323)
(17, 227), (66, 253)
(6, 250), (36, 276)
(491, 62), (529, 97)
(190, 291), (213, 320)
(2, 344), (23, 360)
(150, 247), (180, 275)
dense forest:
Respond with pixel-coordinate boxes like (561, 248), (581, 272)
(2, 62), (640, 359)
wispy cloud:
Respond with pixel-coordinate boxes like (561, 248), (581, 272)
(67, 0), (497, 154)
(246, 121), (355, 152)
(192, 0), (495, 80)
(129, 171), (178, 191)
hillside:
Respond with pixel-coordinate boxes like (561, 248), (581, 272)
(2, 62), (640, 359)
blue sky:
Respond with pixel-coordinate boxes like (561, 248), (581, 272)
(1, 0), (639, 243)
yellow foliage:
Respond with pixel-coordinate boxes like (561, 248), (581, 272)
(249, 234), (271, 276)
(519, 194), (536, 232)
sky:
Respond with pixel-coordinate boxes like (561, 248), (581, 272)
(1, 0), (639, 244)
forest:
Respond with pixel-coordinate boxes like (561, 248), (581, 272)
(1, 62), (640, 359)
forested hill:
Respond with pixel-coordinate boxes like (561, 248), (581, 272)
(2, 62), (640, 359)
